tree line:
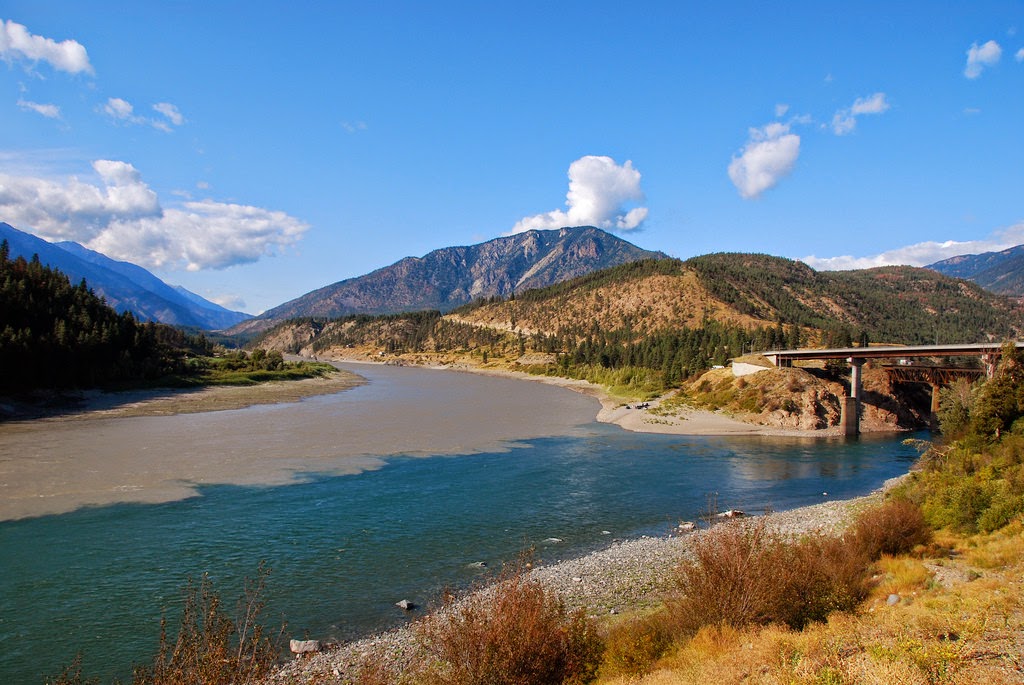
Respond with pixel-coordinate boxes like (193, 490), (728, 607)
(0, 240), (212, 393)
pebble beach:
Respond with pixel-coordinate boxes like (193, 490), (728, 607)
(268, 481), (899, 684)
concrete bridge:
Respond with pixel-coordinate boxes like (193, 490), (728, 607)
(761, 342), (1023, 435)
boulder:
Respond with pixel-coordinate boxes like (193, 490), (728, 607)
(289, 639), (321, 656)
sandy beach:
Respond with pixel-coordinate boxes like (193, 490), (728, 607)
(0, 368), (365, 423)
(377, 359), (842, 439)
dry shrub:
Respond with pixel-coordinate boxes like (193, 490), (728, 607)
(414, 564), (602, 685)
(131, 564), (280, 685)
(780, 533), (870, 627)
(672, 520), (870, 634)
(850, 499), (931, 561)
(671, 520), (789, 631)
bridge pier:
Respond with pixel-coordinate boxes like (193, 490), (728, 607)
(841, 357), (865, 436)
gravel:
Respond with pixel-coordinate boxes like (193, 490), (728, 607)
(267, 483), (898, 684)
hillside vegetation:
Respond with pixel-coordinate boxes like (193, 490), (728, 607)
(254, 254), (1023, 418)
(0, 240), (332, 399)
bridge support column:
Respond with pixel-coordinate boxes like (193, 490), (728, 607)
(931, 383), (942, 417)
(841, 357), (865, 436)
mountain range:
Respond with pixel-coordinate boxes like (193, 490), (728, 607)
(230, 226), (666, 334)
(0, 222), (250, 330)
(928, 246), (1024, 297)
(258, 252), (1023, 361)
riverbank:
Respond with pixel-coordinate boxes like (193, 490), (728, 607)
(336, 355), (840, 438)
(268, 482), (895, 684)
(0, 369), (364, 422)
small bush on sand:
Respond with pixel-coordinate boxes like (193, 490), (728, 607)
(414, 562), (602, 685)
(850, 499), (931, 561)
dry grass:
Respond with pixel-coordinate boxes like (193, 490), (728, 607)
(594, 517), (1024, 685)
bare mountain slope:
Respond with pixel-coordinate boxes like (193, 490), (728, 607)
(231, 226), (665, 334)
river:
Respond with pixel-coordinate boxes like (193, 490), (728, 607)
(0, 363), (921, 683)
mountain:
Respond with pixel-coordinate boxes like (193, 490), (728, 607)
(453, 252), (1024, 346)
(258, 253), (1023, 363)
(928, 245), (1024, 297)
(0, 222), (250, 330)
(232, 226), (667, 334)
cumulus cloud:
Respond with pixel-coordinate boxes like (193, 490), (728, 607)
(0, 19), (93, 74)
(728, 122), (801, 200)
(102, 97), (135, 120)
(0, 160), (308, 270)
(101, 97), (185, 132)
(802, 222), (1024, 271)
(1016, 47), (1024, 62)
(831, 92), (890, 135)
(511, 155), (648, 233)
(965, 40), (1002, 78)
(17, 98), (60, 118)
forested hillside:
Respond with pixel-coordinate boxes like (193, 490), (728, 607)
(254, 253), (1024, 396)
(0, 240), (210, 392)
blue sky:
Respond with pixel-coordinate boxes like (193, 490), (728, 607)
(1, 2), (1022, 314)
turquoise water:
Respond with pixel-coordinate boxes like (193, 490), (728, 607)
(0, 369), (922, 684)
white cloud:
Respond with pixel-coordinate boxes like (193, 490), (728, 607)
(774, 103), (790, 118)
(17, 98), (60, 118)
(0, 160), (308, 271)
(341, 120), (367, 134)
(802, 222), (1024, 271)
(850, 92), (890, 115)
(728, 122), (800, 199)
(831, 92), (889, 135)
(965, 40), (1002, 78)
(208, 293), (247, 310)
(153, 102), (184, 126)
(511, 155), (648, 233)
(101, 97), (184, 132)
(102, 97), (135, 120)
(1016, 48), (1024, 62)
(0, 19), (93, 74)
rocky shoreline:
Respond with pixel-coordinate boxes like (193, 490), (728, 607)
(268, 480), (899, 684)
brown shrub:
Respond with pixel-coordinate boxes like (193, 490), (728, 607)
(414, 564), (602, 685)
(671, 520), (790, 632)
(671, 519), (871, 634)
(850, 499), (932, 561)
(131, 565), (280, 685)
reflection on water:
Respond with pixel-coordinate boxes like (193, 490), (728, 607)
(0, 364), (922, 684)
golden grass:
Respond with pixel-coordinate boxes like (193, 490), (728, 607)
(593, 520), (1024, 685)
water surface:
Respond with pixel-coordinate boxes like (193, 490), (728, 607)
(0, 364), (920, 683)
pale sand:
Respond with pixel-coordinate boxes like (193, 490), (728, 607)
(0, 369), (365, 422)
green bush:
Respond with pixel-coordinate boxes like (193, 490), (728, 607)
(600, 611), (674, 677)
